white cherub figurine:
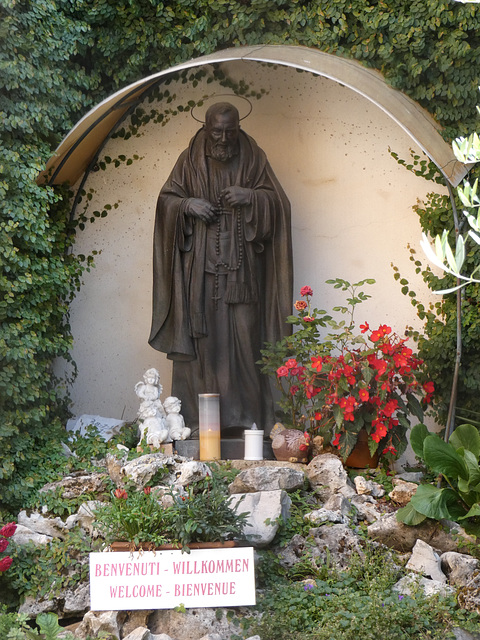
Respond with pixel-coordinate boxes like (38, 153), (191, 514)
(164, 396), (191, 441)
(135, 368), (162, 403)
(135, 368), (169, 448)
(138, 403), (170, 448)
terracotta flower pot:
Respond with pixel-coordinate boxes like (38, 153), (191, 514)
(345, 429), (379, 469)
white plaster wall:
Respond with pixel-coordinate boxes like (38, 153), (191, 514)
(61, 60), (445, 423)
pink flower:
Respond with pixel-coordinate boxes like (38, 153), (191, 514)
(0, 523), (16, 538)
(0, 557), (13, 572)
(303, 316), (314, 323)
(300, 286), (313, 297)
(114, 488), (128, 500)
(0, 539), (9, 553)
(277, 365), (289, 377)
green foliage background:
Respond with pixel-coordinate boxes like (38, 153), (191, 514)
(2, 0), (480, 512)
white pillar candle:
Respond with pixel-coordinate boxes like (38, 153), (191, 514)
(244, 427), (264, 460)
(198, 393), (221, 461)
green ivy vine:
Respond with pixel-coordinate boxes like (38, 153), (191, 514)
(3, 0), (480, 513)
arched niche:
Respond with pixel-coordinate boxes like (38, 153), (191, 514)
(48, 46), (464, 421)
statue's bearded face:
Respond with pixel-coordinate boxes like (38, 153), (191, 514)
(205, 112), (239, 162)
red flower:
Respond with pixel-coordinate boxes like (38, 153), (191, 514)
(311, 356), (323, 371)
(143, 486), (152, 495)
(290, 385), (299, 396)
(0, 523), (16, 538)
(423, 381), (435, 394)
(0, 557), (13, 572)
(300, 286), (313, 297)
(294, 300), (307, 311)
(360, 322), (369, 333)
(114, 488), (128, 500)
(370, 330), (382, 343)
(0, 539), (9, 553)
(285, 358), (298, 369)
(277, 365), (289, 377)
(314, 412), (322, 421)
(332, 433), (341, 447)
(303, 316), (314, 323)
(382, 399), (398, 417)
(358, 388), (369, 402)
(382, 444), (397, 455)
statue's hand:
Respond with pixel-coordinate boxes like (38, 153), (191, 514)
(221, 186), (252, 207)
(185, 198), (218, 224)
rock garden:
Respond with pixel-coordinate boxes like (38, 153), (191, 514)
(1, 420), (480, 640)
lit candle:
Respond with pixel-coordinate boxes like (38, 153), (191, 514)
(244, 424), (264, 460)
(199, 394), (221, 461)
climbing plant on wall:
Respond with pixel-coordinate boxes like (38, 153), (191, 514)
(3, 0), (480, 513)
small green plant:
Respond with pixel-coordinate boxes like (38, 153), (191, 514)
(3, 529), (93, 605)
(267, 489), (319, 548)
(93, 483), (171, 548)
(167, 472), (250, 549)
(93, 468), (250, 550)
(397, 422), (480, 536)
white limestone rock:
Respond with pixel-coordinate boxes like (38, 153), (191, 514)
(175, 460), (210, 486)
(304, 508), (348, 525)
(228, 466), (305, 494)
(149, 608), (251, 640)
(229, 489), (291, 547)
(17, 510), (68, 539)
(12, 524), (52, 547)
(63, 581), (90, 615)
(18, 596), (56, 618)
(388, 478), (418, 506)
(441, 551), (480, 586)
(350, 494), (383, 523)
(122, 628), (151, 640)
(121, 453), (180, 487)
(353, 475), (385, 498)
(74, 610), (125, 640)
(406, 539), (446, 583)
(306, 454), (356, 501)
(393, 574), (454, 598)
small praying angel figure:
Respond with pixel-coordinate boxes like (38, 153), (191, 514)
(164, 396), (191, 441)
(135, 368), (168, 448)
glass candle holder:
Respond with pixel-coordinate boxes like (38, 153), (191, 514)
(198, 393), (221, 461)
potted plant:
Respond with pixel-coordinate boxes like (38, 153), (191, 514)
(260, 279), (434, 465)
(93, 470), (249, 552)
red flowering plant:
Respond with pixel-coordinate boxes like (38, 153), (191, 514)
(260, 279), (434, 463)
(0, 522), (17, 573)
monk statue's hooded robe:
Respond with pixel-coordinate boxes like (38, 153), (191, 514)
(148, 125), (293, 435)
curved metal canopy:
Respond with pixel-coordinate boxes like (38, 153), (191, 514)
(39, 44), (469, 187)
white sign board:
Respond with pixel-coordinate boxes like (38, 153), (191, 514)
(89, 547), (256, 610)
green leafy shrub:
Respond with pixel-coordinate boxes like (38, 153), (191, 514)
(397, 422), (480, 535)
(245, 546), (480, 640)
(261, 279), (433, 462)
(93, 469), (250, 550)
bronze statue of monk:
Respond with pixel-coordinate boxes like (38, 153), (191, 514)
(149, 102), (293, 436)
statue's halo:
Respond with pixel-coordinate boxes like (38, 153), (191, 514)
(191, 94), (253, 123)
